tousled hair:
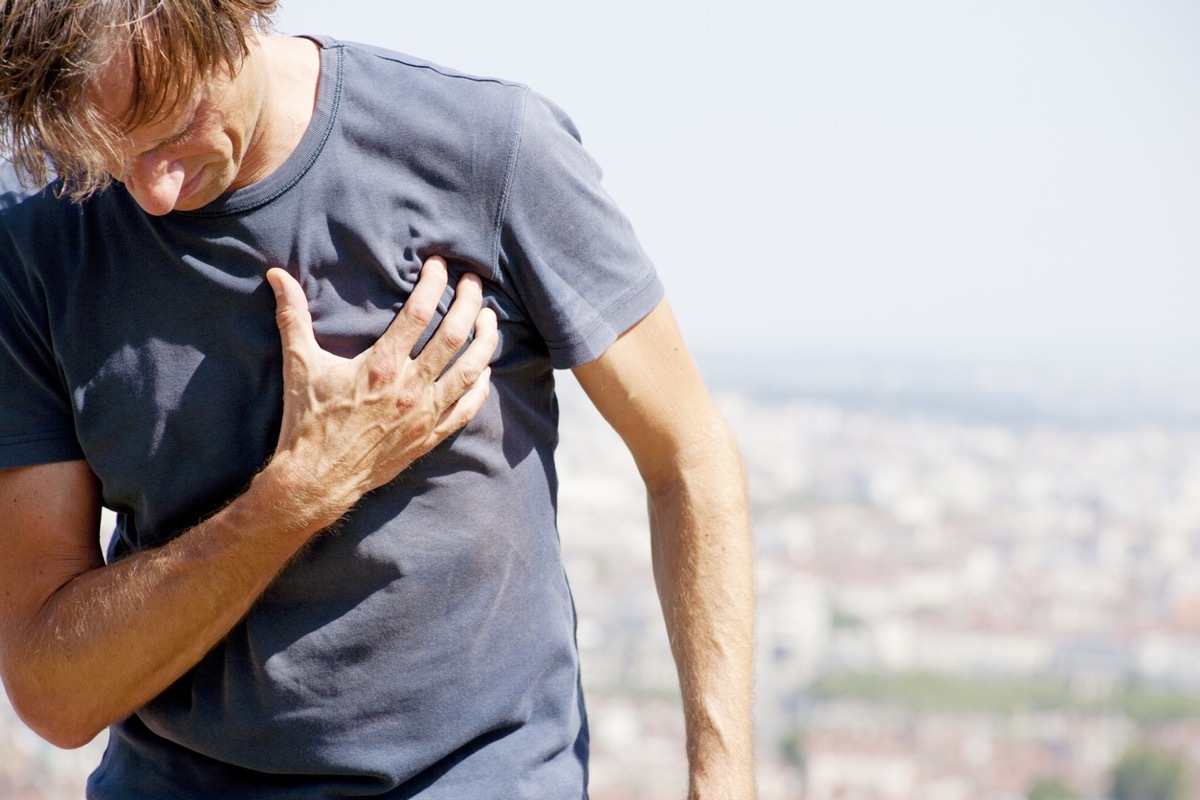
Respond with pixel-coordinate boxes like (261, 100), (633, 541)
(0, 0), (278, 199)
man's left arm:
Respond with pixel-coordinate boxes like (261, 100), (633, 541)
(573, 298), (756, 799)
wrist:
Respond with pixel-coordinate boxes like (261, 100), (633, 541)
(689, 763), (757, 800)
(685, 707), (756, 799)
(243, 454), (353, 538)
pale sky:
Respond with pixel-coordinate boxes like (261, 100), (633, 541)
(274, 1), (1200, 375)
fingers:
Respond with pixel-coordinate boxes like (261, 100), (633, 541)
(267, 268), (318, 378)
(433, 302), (498, 406)
(429, 366), (493, 444)
(369, 257), (494, 400)
(403, 276), (498, 448)
(408, 271), (484, 382)
(371, 256), (450, 365)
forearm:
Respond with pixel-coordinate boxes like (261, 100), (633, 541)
(648, 423), (756, 798)
(3, 461), (338, 748)
(569, 299), (756, 795)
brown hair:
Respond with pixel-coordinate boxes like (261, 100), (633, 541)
(0, 0), (279, 199)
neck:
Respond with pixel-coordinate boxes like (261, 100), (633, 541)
(231, 34), (321, 190)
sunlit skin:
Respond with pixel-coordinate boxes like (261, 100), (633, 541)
(90, 34), (319, 215)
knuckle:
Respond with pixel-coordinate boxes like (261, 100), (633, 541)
(275, 305), (299, 329)
(439, 327), (467, 353)
(393, 383), (425, 413)
(403, 300), (435, 330)
(466, 360), (488, 385)
(367, 359), (398, 391)
(447, 365), (478, 399)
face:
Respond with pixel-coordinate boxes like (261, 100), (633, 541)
(90, 51), (266, 216)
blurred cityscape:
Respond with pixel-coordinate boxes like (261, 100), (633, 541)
(3, 357), (1200, 799)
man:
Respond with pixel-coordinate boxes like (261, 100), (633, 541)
(0, 1), (754, 797)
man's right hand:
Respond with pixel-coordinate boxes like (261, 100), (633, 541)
(0, 256), (498, 749)
(264, 255), (498, 527)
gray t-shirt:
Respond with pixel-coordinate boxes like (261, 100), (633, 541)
(0, 37), (661, 798)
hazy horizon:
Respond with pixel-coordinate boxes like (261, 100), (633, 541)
(274, 0), (1199, 378)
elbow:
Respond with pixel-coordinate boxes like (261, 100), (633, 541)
(644, 422), (747, 501)
(3, 672), (106, 749)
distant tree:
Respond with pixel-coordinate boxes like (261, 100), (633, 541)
(1027, 776), (1076, 800)
(781, 728), (805, 772)
(1110, 746), (1186, 800)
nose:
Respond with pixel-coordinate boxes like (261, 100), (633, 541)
(125, 155), (187, 216)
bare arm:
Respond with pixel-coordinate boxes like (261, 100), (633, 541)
(573, 299), (755, 799)
(0, 257), (498, 749)
(0, 457), (328, 748)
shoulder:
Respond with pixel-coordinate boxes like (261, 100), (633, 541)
(0, 167), (119, 313)
(315, 37), (543, 203)
(322, 37), (529, 124)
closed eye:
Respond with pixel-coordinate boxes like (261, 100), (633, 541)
(159, 114), (199, 147)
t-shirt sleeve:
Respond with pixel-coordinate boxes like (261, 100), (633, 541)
(0, 237), (84, 468)
(496, 89), (663, 370)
